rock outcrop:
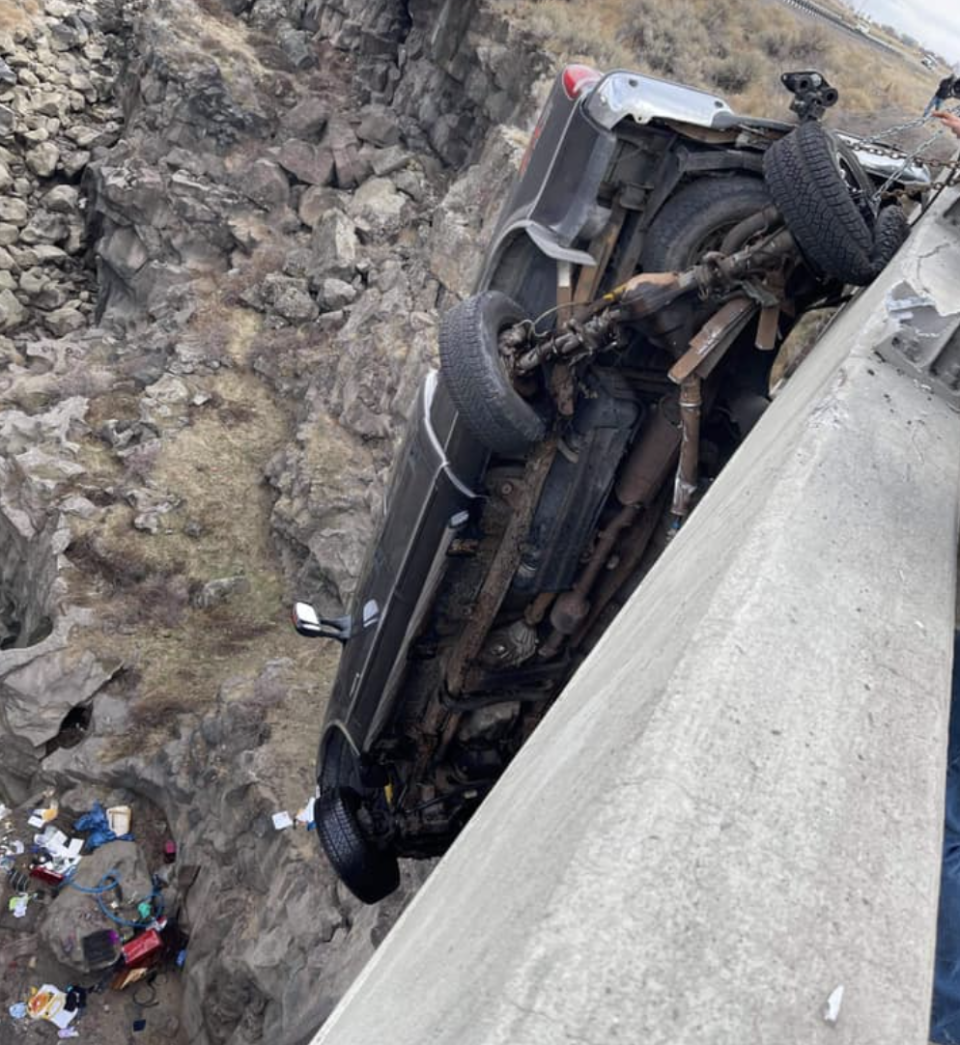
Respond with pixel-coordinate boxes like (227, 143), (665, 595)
(297, 0), (549, 165)
(0, 0), (546, 1042)
(0, 0), (120, 344)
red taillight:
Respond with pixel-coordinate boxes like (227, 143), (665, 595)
(562, 64), (602, 100)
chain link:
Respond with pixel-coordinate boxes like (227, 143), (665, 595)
(851, 104), (960, 200)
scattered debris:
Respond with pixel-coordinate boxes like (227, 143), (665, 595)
(823, 984), (845, 1024)
(74, 801), (134, 850)
(122, 928), (162, 967)
(27, 803), (59, 829)
(1, 790), (187, 1042)
(107, 805), (132, 835)
(27, 983), (79, 1030)
(272, 811), (294, 831)
(8, 893), (31, 918)
(82, 929), (120, 967)
(34, 824), (84, 878)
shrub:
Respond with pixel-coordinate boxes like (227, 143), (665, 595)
(710, 55), (760, 95)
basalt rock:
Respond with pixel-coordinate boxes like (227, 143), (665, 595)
(0, 0), (551, 1042)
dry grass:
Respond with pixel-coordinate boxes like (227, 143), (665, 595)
(0, 0), (40, 35)
(507, 0), (934, 132)
(70, 354), (326, 760)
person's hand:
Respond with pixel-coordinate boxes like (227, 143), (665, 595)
(933, 110), (960, 138)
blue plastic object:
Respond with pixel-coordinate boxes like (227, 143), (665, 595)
(63, 868), (163, 930)
(73, 802), (134, 851)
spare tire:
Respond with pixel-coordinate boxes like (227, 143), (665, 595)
(763, 121), (908, 285)
(316, 788), (400, 904)
(439, 291), (548, 457)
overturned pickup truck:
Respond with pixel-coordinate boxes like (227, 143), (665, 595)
(295, 66), (926, 902)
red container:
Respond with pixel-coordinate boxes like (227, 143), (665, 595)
(122, 929), (161, 968)
(30, 866), (65, 886)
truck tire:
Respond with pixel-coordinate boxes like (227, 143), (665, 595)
(763, 121), (908, 285)
(316, 787), (400, 904)
(640, 175), (772, 351)
(439, 291), (548, 457)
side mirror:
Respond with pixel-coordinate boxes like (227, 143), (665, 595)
(292, 602), (354, 644)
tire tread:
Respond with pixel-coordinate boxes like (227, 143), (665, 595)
(764, 122), (907, 285)
(439, 292), (546, 457)
(316, 788), (400, 904)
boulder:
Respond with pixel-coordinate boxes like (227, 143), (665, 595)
(298, 184), (341, 229)
(277, 139), (335, 186)
(0, 287), (26, 332)
(40, 842), (155, 974)
(310, 210), (358, 280)
(0, 645), (122, 747)
(25, 140), (60, 178)
(0, 197), (29, 226)
(44, 306), (86, 336)
(371, 144), (410, 178)
(319, 277), (358, 311)
(98, 226), (149, 281)
(35, 282), (71, 310)
(42, 184), (80, 213)
(19, 267), (48, 297)
(239, 159), (290, 210)
(348, 177), (407, 236)
(20, 210), (69, 245)
(280, 97), (328, 140)
(248, 0), (295, 29)
(258, 274), (319, 323)
(278, 26), (316, 69)
(357, 106), (402, 148)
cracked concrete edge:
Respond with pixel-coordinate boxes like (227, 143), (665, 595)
(309, 188), (960, 1045)
(874, 194), (960, 410)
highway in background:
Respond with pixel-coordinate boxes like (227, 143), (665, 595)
(776, 0), (905, 58)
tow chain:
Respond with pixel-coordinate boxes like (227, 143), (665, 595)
(850, 104), (960, 202)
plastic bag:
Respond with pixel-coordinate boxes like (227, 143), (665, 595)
(73, 802), (134, 851)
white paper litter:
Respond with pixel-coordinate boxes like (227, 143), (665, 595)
(296, 798), (316, 825)
(823, 984), (844, 1024)
(28, 985), (78, 1030)
(272, 811), (294, 830)
(36, 827), (84, 870)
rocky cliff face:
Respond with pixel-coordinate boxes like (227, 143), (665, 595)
(0, 0), (548, 1042)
